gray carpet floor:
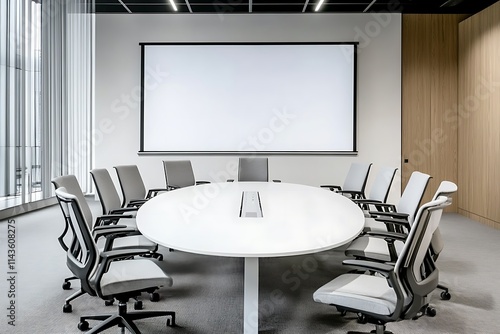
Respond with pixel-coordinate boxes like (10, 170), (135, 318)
(0, 200), (499, 334)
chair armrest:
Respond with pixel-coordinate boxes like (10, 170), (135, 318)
(371, 211), (409, 219)
(352, 198), (381, 210)
(127, 199), (148, 208)
(109, 207), (137, 214)
(272, 179), (282, 183)
(93, 226), (139, 240)
(93, 224), (130, 231)
(352, 199), (382, 204)
(342, 259), (394, 278)
(227, 179), (235, 182)
(146, 188), (169, 198)
(95, 214), (134, 227)
(339, 190), (365, 199)
(195, 180), (211, 185)
(100, 248), (152, 261)
(365, 230), (408, 241)
(320, 185), (342, 192)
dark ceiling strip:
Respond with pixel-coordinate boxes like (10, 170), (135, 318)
(117, 0), (132, 13)
(363, 0), (377, 12)
(302, 0), (309, 13)
(185, 0), (193, 13)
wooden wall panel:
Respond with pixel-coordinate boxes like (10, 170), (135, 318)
(402, 16), (432, 189)
(402, 15), (463, 211)
(458, 1), (500, 229)
(429, 15), (461, 211)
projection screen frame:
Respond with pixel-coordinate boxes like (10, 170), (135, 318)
(139, 42), (358, 155)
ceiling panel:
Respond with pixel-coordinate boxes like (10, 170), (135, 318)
(90, 0), (499, 14)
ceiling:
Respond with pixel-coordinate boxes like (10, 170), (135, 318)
(91, 0), (498, 14)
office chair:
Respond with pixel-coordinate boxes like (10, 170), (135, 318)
(321, 162), (373, 199)
(114, 165), (168, 207)
(238, 157), (269, 182)
(345, 180), (456, 264)
(313, 195), (450, 334)
(163, 160), (209, 190)
(52, 175), (162, 313)
(55, 188), (176, 334)
(352, 166), (398, 213)
(90, 169), (138, 227)
(360, 171), (431, 234)
(52, 174), (135, 309)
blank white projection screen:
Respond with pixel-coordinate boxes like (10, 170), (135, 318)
(141, 43), (356, 153)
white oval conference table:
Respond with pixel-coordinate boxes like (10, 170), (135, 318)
(136, 182), (365, 334)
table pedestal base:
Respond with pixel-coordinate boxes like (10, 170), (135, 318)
(244, 257), (259, 334)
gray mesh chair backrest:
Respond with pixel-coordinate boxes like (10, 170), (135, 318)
(238, 157), (269, 182)
(55, 187), (99, 296)
(163, 160), (196, 189)
(90, 168), (122, 214)
(52, 175), (94, 229)
(342, 162), (373, 195)
(114, 165), (147, 207)
(396, 171), (431, 225)
(367, 167), (398, 203)
(395, 195), (449, 319)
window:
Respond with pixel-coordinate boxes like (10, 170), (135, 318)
(0, 0), (94, 213)
(0, 0), (42, 209)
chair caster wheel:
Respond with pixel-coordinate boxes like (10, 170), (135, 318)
(156, 254), (164, 261)
(357, 313), (367, 324)
(78, 320), (89, 331)
(426, 307), (437, 317)
(166, 314), (176, 327)
(440, 291), (451, 300)
(62, 281), (71, 290)
(150, 292), (160, 302)
(134, 300), (143, 310)
(63, 303), (72, 313)
(104, 299), (114, 306)
(340, 309), (347, 316)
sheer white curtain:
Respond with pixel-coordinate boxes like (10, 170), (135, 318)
(41, 0), (94, 195)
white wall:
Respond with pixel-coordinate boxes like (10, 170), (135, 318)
(95, 13), (402, 201)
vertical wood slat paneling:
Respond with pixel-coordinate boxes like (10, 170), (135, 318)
(458, 1), (500, 228)
(402, 15), (432, 189)
(429, 15), (462, 212)
(402, 15), (462, 211)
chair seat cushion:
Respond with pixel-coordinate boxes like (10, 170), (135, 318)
(313, 273), (397, 316)
(345, 236), (404, 262)
(96, 259), (173, 297)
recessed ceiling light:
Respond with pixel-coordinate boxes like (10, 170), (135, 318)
(315, 0), (325, 12)
(169, 0), (178, 11)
